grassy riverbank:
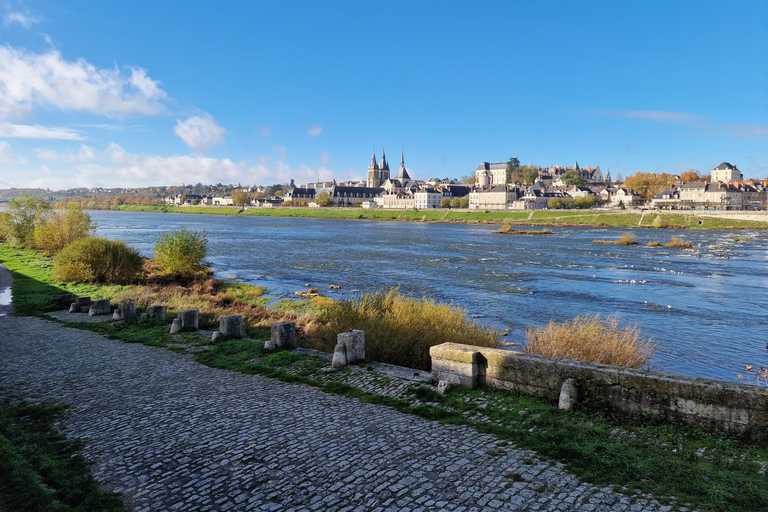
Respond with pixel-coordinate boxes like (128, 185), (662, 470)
(2, 245), (768, 511)
(108, 204), (768, 230)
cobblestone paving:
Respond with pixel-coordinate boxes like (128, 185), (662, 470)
(0, 316), (677, 512)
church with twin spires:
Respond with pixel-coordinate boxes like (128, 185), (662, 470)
(366, 149), (411, 188)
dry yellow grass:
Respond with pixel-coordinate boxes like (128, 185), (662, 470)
(524, 314), (655, 368)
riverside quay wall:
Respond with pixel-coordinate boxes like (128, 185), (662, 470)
(430, 343), (768, 433)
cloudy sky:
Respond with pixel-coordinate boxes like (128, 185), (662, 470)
(0, 0), (766, 190)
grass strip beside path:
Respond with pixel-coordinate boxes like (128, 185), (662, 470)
(0, 400), (125, 512)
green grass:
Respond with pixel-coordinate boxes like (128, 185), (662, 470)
(95, 204), (768, 230)
(0, 400), (125, 512)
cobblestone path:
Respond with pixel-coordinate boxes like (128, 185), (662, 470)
(0, 316), (674, 512)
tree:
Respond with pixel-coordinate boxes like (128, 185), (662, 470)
(459, 197), (469, 208)
(679, 169), (705, 183)
(440, 197), (452, 208)
(33, 203), (94, 255)
(562, 170), (588, 187)
(451, 197), (461, 208)
(274, 190), (283, 198)
(154, 227), (209, 278)
(623, 172), (678, 199)
(315, 192), (333, 207)
(0, 195), (51, 248)
(574, 195), (596, 209)
(232, 190), (250, 206)
(459, 175), (476, 184)
(523, 166), (540, 185)
(548, 197), (562, 209)
(506, 157), (522, 184)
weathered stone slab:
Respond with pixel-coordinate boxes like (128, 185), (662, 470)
(331, 341), (347, 368)
(113, 310), (121, 320)
(89, 299), (111, 316)
(118, 302), (136, 321)
(219, 315), (243, 338)
(178, 309), (198, 332)
(75, 296), (91, 311)
(338, 330), (365, 363)
(170, 318), (181, 333)
(69, 303), (78, 313)
(559, 378), (578, 410)
(271, 322), (295, 349)
(146, 305), (166, 320)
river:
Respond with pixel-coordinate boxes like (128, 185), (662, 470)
(90, 210), (768, 383)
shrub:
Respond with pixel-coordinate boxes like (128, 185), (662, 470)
(154, 227), (208, 277)
(0, 195), (51, 248)
(664, 235), (692, 248)
(308, 288), (498, 370)
(524, 314), (655, 368)
(651, 216), (665, 228)
(32, 203), (94, 255)
(315, 192), (333, 207)
(52, 237), (144, 284)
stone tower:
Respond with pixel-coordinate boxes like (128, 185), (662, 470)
(366, 149), (390, 187)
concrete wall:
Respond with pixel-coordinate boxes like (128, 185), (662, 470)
(430, 343), (768, 433)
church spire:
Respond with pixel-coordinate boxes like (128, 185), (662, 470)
(380, 148), (389, 171)
(368, 150), (379, 171)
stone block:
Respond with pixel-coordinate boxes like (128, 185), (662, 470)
(69, 303), (78, 313)
(559, 378), (578, 410)
(75, 296), (91, 310)
(331, 341), (347, 368)
(146, 305), (166, 320)
(91, 299), (111, 316)
(219, 315), (243, 338)
(271, 322), (296, 349)
(178, 309), (198, 332)
(436, 380), (452, 395)
(337, 330), (366, 364)
(113, 310), (121, 320)
(170, 318), (181, 333)
(81, 305), (90, 314)
(118, 301), (136, 321)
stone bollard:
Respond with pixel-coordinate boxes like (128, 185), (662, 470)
(113, 310), (121, 320)
(118, 301), (137, 321)
(69, 303), (78, 313)
(146, 305), (166, 320)
(75, 296), (91, 312)
(558, 378), (578, 411)
(170, 318), (181, 333)
(339, 330), (366, 364)
(89, 299), (111, 316)
(436, 380), (452, 395)
(178, 309), (199, 332)
(270, 322), (296, 349)
(219, 315), (243, 338)
(331, 341), (347, 368)
(329, 330), (366, 368)
(81, 305), (90, 314)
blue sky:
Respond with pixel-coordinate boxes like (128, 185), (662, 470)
(0, 0), (766, 190)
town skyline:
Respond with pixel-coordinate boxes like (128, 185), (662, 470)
(0, 1), (766, 190)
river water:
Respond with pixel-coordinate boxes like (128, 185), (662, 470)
(90, 210), (768, 383)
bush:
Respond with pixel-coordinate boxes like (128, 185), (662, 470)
(308, 288), (498, 370)
(32, 203), (94, 255)
(315, 192), (333, 207)
(0, 195), (50, 248)
(52, 237), (144, 284)
(524, 314), (655, 368)
(154, 227), (208, 277)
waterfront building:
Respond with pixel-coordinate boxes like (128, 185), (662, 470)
(710, 162), (743, 183)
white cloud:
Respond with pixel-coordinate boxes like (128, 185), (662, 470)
(307, 124), (323, 138)
(0, 141), (28, 164)
(258, 126), (272, 138)
(271, 146), (288, 159)
(34, 144), (96, 162)
(0, 123), (84, 139)
(174, 113), (226, 151)
(3, 11), (39, 29)
(0, 46), (167, 120)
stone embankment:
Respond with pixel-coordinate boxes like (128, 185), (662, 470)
(0, 314), (681, 511)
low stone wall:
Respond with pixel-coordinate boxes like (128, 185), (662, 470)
(430, 343), (768, 433)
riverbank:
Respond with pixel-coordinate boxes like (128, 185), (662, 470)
(105, 204), (768, 230)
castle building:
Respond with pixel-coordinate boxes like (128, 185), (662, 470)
(711, 162), (743, 183)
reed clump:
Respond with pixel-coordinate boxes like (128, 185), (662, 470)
(524, 314), (655, 369)
(664, 235), (692, 248)
(308, 288), (498, 370)
(592, 232), (638, 245)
